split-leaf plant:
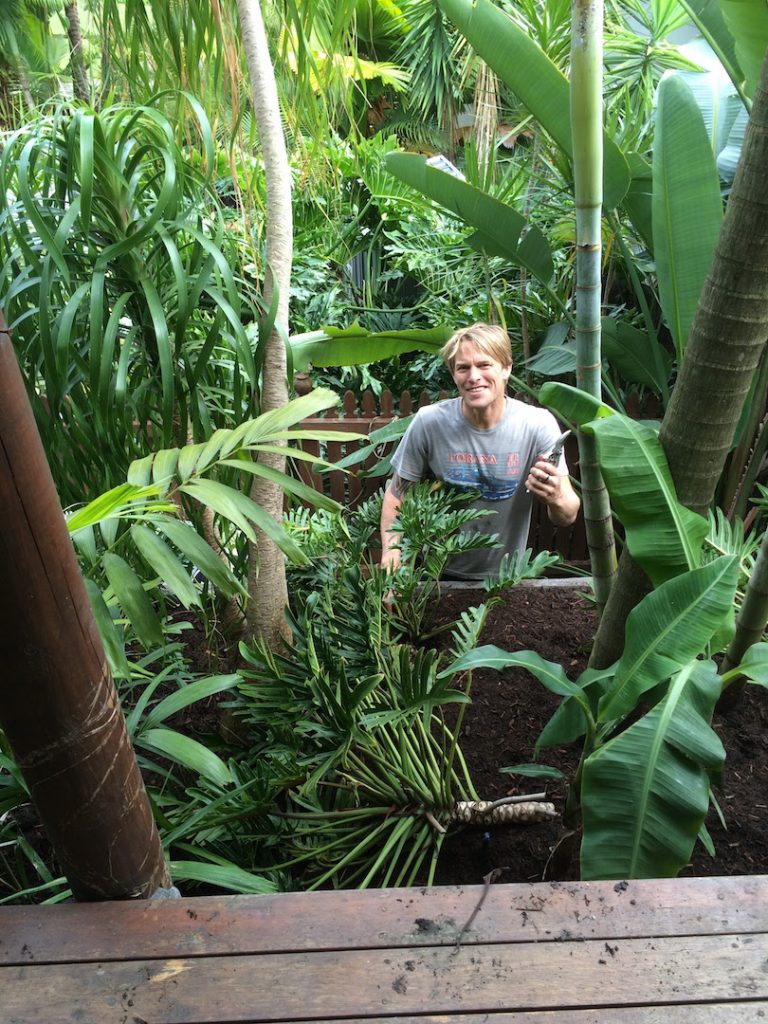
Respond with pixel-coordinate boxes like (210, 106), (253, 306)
(234, 484), (559, 889)
(443, 383), (768, 880)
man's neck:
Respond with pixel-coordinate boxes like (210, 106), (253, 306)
(460, 395), (508, 430)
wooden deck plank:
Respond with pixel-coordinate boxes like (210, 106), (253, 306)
(291, 1011), (768, 1024)
(4, 933), (768, 1024)
(2, 875), (766, 966)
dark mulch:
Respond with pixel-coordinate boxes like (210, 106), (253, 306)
(425, 584), (768, 886)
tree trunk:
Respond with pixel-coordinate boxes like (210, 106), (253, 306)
(64, 1), (91, 104)
(0, 322), (169, 901)
(591, 50), (768, 668)
(235, 0), (293, 649)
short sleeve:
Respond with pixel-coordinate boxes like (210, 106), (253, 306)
(391, 410), (430, 482)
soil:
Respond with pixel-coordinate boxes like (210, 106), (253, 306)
(424, 583), (768, 887)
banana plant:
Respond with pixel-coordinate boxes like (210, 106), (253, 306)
(443, 554), (737, 879)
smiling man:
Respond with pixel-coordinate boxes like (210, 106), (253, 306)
(380, 322), (580, 580)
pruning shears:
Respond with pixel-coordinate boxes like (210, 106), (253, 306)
(544, 429), (571, 466)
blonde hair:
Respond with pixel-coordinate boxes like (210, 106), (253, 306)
(440, 323), (513, 372)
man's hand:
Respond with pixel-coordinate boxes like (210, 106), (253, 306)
(525, 457), (580, 526)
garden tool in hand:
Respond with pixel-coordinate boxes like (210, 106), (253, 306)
(526, 430), (571, 492)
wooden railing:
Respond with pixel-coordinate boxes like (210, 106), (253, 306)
(297, 387), (590, 563)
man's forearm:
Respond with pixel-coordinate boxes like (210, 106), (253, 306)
(380, 473), (413, 568)
(547, 479), (581, 527)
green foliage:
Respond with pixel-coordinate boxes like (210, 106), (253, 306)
(232, 484), (555, 889)
(0, 98), (264, 506)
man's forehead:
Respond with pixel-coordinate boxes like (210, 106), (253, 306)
(454, 341), (508, 365)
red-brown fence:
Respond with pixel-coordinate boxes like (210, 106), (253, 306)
(297, 388), (590, 563)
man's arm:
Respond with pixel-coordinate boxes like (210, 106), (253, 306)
(380, 472), (415, 571)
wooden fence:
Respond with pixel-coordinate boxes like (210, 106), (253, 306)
(297, 387), (590, 563)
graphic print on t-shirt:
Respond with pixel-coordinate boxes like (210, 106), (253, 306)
(443, 448), (522, 501)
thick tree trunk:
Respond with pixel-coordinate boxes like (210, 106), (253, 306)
(591, 51), (768, 668)
(236, 0), (293, 649)
(0, 323), (169, 900)
(64, 1), (91, 104)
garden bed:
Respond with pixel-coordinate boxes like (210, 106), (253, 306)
(426, 583), (768, 886)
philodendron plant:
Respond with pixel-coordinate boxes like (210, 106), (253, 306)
(442, 383), (768, 880)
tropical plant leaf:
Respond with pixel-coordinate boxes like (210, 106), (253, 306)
(539, 381), (615, 425)
(732, 641), (768, 686)
(585, 414), (709, 584)
(137, 727), (233, 787)
(441, 646), (586, 702)
(83, 578), (132, 680)
(676, 0), (744, 95)
(66, 483), (173, 532)
(101, 552), (164, 649)
(179, 478), (308, 564)
(653, 75), (723, 362)
(581, 660), (725, 879)
(289, 324), (450, 372)
(599, 555), (739, 721)
(169, 859), (277, 894)
(717, 0), (768, 97)
(601, 318), (672, 392)
(385, 152), (554, 283)
(129, 524), (201, 608)
(154, 519), (246, 599)
(436, 0), (631, 210)
(500, 763), (565, 779)
(143, 674), (241, 730)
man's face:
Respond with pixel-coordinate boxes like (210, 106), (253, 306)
(451, 341), (511, 413)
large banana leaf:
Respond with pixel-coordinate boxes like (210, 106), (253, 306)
(528, 319), (672, 394)
(718, 0), (768, 97)
(581, 659), (725, 879)
(585, 414), (709, 584)
(672, 67), (746, 177)
(436, 0), (631, 211)
(601, 318), (672, 393)
(653, 75), (723, 363)
(384, 153), (554, 284)
(599, 555), (738, 722)
(538, 381), (614, 425)
(289, 324), (450, 372)
(676, 0), (744, 96)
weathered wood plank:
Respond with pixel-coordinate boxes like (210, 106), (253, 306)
(291, 1010), (768, 1024)
(3, 933), (767, 1024)
(2, 876), (766, 966)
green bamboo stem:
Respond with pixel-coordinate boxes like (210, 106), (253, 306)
(571, 0), (617, 613)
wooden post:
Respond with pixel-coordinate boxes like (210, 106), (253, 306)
(0, 320), (170, 901)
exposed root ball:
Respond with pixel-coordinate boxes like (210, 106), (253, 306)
(452, 800), (558, 826)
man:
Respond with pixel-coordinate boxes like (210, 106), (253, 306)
(380, 323), (580, 580)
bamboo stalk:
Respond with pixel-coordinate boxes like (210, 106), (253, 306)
(571, 0), (617, 612)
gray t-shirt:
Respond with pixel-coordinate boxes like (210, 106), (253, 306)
(391, 397), (565, 579)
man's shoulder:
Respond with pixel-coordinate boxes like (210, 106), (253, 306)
(505, 398), (558, 429)
(410, 397), (461, 427)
